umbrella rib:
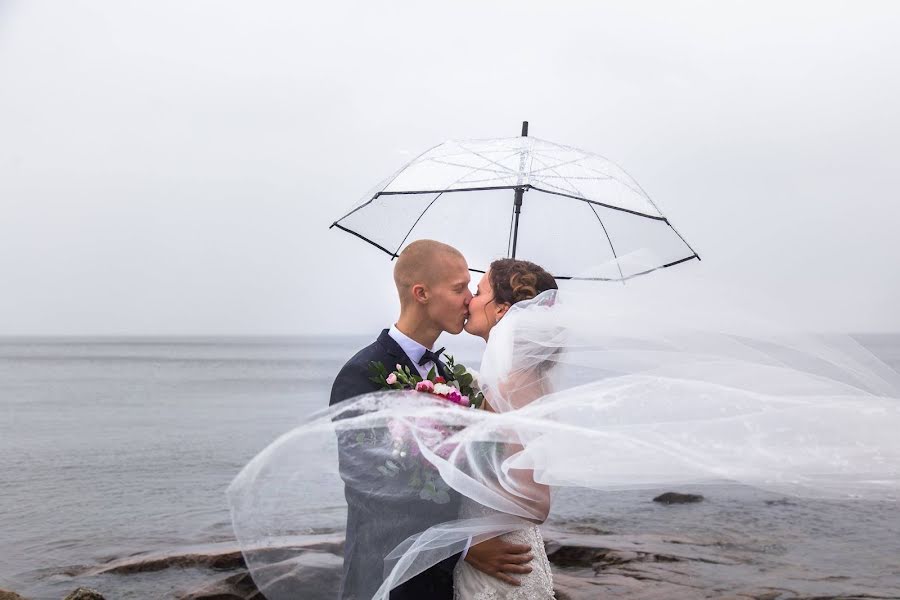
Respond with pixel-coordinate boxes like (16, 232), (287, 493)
(587, 204), (626, 283)
(425, 158), (515, 178)
(528, 186), (668, 221)
(391, 192), (444, 258)
(330, 223), (401, 258)
(557, 254), (700, 281)
(377, 184), (522, 196)
(388, 152), (524, 257)
(623, 176), (701, 261)
(532, 154), (627, 280)
(533, 156), (631, 281)
(330, 141), (445, 225)
(374, 184), (670, 221)
(454, 142), (522, 176)
(530, 144), (648, 200)
(532, 173), (616, 181)
(538, 154), (584, 197)
(528, 155), (595, 175)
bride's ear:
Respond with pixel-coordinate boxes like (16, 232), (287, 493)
(495, 303), (510, 322)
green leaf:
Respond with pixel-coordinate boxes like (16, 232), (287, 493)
(426, 365), (437, 380)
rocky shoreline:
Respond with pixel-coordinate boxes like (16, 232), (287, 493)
(5, 522), (898, 600)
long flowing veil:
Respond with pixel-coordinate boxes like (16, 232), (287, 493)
(227, 267), (900, 600)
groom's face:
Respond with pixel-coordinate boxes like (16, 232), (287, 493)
(426, 255), (472, 335)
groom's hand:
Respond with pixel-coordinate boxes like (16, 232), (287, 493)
(464, 537), (533, 586)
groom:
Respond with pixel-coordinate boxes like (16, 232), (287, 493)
(330, 239), (534, 600)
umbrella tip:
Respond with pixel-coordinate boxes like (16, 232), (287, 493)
(521, 121), (529, 137)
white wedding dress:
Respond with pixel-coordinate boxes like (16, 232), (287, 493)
(453, 499), (555, 600)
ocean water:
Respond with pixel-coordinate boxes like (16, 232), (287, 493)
(1, 335), (899, 599)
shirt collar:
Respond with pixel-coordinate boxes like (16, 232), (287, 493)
(388, 324), (430, 366)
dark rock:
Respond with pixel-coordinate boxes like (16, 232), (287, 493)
(0, 590), (27, 600)
(179, 570), (262, 600)
(62, 589), (106, 600)
(178, 552), (342, 600)
(83, 536), (344, 577)
(653, 491), (704, 504)
(102, 550), (247, 574)
(545, 543), (611, 567)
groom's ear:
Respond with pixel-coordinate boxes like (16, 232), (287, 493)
(411, 283), (428, 304)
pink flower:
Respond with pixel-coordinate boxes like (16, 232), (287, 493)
(385, 373), (398, 385)
(435, 441), (458, 460)
(459, 395), (469, 406)
(396, 364), (403, 371)
(447, 389), (462, 404)
(387, 419), (408, 441)
(415, 380), (435, 393)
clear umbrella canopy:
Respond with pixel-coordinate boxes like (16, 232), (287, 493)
(332, 124), (699, 280)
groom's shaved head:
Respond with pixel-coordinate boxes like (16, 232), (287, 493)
(394, 239), (472, 336)
(394, 240), (465, 292)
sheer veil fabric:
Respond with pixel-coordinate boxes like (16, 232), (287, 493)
(227, 267), (900, 600)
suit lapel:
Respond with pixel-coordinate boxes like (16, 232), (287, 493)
(433, 357), (450, 380)
(376, 329), (419, 375)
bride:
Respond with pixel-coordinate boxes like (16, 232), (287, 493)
(452, 258), (560, 600)
(227, 254), (900, 600)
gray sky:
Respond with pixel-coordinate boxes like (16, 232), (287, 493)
(1, 0), (898, 335)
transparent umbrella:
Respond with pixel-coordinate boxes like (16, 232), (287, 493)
(331, 122), (699, 281)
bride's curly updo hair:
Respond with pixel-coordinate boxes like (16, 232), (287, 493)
(489, 258), (558, 305)
(489, 259), (560, 397)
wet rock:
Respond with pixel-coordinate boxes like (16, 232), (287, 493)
(552, 571), (612, 600)
(544, 543), (611, 568)
(178, 552), (342, 600)
(543, 531), (735, 567)
(179, 570), (262, 600)
(0, 590), (28, 600)
(83, 536), (343, 577)
(62, 589), (105, 600)
(653, 491), (704, 504)
(82, 549), (243, 576)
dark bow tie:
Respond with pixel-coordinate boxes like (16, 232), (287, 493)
(418, 347), (445, 367)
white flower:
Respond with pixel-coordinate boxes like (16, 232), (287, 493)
(432, 383), (454, 396)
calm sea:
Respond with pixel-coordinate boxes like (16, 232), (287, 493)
(1, 335), (899, 599)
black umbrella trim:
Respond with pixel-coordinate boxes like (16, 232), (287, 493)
(330, 218), (699, 282)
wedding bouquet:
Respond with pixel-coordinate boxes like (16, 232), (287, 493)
(369, 356), (484, 409)
(360, 356), (484, 503)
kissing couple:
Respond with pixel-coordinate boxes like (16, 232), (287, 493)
(330, 239), (559, 600)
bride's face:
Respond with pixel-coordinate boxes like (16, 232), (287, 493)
(464, 270), (509, 341)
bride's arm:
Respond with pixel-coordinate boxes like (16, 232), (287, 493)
(481, 371), (552, 523)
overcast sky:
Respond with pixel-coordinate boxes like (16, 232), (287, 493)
(1, 1), (898, 335)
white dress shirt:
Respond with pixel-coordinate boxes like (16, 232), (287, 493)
(388, 324), (438, 379)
